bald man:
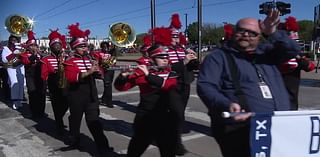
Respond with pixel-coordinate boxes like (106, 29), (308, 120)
(197, 10), (301, 157)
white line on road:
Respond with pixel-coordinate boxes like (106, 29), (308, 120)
(99, 110), (208, 155)
(102, 90), (199, 98)
(119, 102), (210, 123)
(116, 133), (207, 155)
(98, 90), (140, 98)
(185, 107), (210, 122)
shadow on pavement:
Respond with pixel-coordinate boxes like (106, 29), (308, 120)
(300, 78), (320, 87)
(109, 100), (212, 137)
(184, 120), (212, 136)
(101, 118), (133, 138)
(112, 100), (137, 113)
(100, 101), (134, 138)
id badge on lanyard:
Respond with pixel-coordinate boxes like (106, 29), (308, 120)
(258, 82), (273, 99)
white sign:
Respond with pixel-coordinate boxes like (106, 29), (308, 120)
(250, 110), (320, 157)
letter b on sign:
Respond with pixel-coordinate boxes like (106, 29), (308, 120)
(310, 116), (320, 154)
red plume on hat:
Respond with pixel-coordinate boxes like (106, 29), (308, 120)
(223, 23), (233, 40)
(67, 23), (90, 48)
(152, 27), (172, 46)
(68, 23), (90, 38)
(140, 34), (152, 55)
(179, 32), (187, 46)
(143, 35), (152, 47)
(285, 16), (299, 32)
(170, 13), (182, 30)
(26, 30), (37, 47)
(48, 29), (67, 49)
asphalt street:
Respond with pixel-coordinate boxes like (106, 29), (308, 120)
(0, 69), (319, 157)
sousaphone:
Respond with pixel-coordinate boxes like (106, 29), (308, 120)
(109, 22), (136, 48)
(5, 14), (34, 37)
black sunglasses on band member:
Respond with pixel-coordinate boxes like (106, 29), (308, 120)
(236, 27), (260, 37)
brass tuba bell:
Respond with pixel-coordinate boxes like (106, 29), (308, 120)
(5, 14), (34, 37)
(109, 22), (136, 47)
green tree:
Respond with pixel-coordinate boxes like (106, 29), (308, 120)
(187, 20), (314, 45)
(187, 22), (225, 45)
(298, 20), (314, 42)
(186, 22), (198, 44)
(134, 33), (148, 46)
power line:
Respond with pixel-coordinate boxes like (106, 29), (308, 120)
(81, 6), (149, 26)
(38, 0), (100, 20)
(38, 0), (249, 37)
(81, 0), (177, 27)
(35, 0), (74, 18)
(83, 0), (250, 33)
(204, 0), (248, 7)
(84, 6), (195, 29)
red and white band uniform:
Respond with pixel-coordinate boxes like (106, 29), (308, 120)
(135, 56), (151, 66)
(114, 65), (180, 157)
(20, 49), (47, 118)
(64, 52), (113, 152)
(90, 46), (116, 107)
(41, 52), (69, 129)
(114, 45), (184, 157)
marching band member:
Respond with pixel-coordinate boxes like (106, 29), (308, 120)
(1, 35), (25, 110)
(0, 42), (10, 101)
(20, 31), (47, 118)
(41, 29), (69, 134)
(278, 16), (315, 110)
(135, 35), (152, 66)
(220, 23), (234, 47)
(63, 23), (113, 156)
(91, 41), (116, 108)
(114, 44), (183, 157)
(152, 13), (198, 155)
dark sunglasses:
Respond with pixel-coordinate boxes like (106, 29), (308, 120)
(236, 27), (260, 37)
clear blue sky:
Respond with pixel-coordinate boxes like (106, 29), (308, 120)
(0, 0), (319, 41)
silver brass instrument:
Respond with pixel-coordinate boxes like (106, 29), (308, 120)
(109, 22), (136, 47)
(5, 14), (34, 37)
(105, 65), (169, 71)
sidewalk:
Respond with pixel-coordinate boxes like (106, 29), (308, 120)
(0, 102), (58, 157)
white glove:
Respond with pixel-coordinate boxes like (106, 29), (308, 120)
(14, 43), (22, 51)
(13, 50), (21, 54)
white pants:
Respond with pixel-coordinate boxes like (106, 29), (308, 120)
(7, 65), (25, 103)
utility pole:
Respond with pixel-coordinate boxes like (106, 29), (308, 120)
(184, 13), (188, 36)
(197, 0), (202, 61)
(151, 0), (156, 43)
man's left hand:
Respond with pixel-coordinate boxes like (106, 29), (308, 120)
(260, 9), (280, 35)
